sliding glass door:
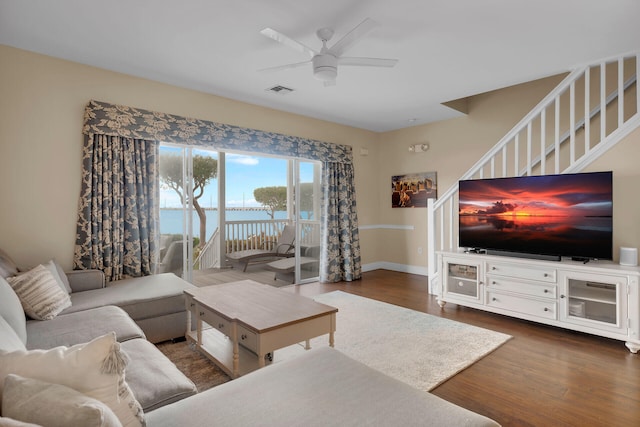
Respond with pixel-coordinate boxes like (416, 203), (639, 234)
(158, 143), (320, 285)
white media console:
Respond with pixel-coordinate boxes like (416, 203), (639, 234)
(437, 251), (640, 353)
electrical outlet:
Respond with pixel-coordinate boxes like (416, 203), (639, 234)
(417, 247), (423, 255)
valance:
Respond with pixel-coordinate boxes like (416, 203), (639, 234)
(83, 100), (353, 164)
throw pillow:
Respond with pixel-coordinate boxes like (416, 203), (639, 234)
(0, 332), (144, 427)
(6, 264), (71, 320)
(0, 249), (19, 279)
(2, 374), (122, 427)
(0, 278), (27, 345)
(44, 260), (72, 294)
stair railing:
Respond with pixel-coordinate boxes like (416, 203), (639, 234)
(194, 227), (219, 269)
(427, 51), (640, 294)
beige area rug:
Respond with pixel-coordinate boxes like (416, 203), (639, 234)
(157, 291), (512, 393)
(273, 291), (512, 391)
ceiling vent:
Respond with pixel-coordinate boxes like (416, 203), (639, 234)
(266, 85), (294, 95)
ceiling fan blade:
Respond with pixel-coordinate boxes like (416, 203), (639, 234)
(328, 18), (380, 57)
(260, 28), (317, 58)
(258, 60), (312, 73)
(338, 57), (398, 67)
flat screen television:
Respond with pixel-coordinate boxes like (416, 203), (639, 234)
(458, 171), (613, 261)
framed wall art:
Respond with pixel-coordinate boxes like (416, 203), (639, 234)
(391, 172), (437, 208)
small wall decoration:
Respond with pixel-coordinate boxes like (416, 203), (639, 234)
(391, 172), (437, 208)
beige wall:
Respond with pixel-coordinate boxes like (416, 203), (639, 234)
(0, 45), (378, 270)
(373, 75), (640, 268)
(1, 44), (638, 273)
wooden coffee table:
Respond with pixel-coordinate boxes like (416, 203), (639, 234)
(184, 280), (337, 378)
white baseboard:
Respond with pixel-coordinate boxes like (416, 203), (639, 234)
(362, 262), (428, 276)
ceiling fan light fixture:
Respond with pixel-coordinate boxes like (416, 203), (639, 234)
(312, 54), (338, 81)
(260, 18), (395, 84)
(314, 67), (337, 81)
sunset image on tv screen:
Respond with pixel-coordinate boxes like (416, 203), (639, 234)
(458, 171), (613, 259)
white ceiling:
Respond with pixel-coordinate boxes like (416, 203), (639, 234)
(1, 0), (639, 132)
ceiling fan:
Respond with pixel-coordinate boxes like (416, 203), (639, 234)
(259, 18), (398, 86)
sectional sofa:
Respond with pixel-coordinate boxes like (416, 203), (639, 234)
(0, 249), (199, 426)
(0, 249), (500, 426)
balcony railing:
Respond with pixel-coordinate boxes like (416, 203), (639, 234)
(226, 220), (289, 252)
(194, 219), (321, 269)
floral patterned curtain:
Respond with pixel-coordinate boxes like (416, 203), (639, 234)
(80, 100), (361, 282)
(320, 162), (361, 282)
(74, 134), (159, 281)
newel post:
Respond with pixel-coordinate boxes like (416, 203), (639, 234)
(427, 198), (437, 295)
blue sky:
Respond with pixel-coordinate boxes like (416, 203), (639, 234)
(159, 146), (315, 209)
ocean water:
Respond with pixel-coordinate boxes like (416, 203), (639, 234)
(160, 208), (288, 240)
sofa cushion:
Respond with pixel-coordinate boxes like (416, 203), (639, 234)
(120, 339), (197, 412)
(63, 274), (192, 322)
(0, 249), (18, 279)
(0, 416), (40, 426)
(66, 269), (105, 292)
(2, 374), (122, 427)
(0, 317), (26, 353)
(0, 332), (144, 427)
(26, 306), (145, 350)
(0, 278), (27, 345)
(145, 347), (500, 427)
(6, 265), (71, 321)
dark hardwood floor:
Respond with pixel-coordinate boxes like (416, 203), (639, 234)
(284, 269), (640, 427)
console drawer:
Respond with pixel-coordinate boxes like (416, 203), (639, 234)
(237, 324), (258, 354)
(446, 277), (478, 297)
(486, 262), (556, 283)
(487, 291), (557, 320)
(487, 276), (556, 299)
(199, 308), (231, 336)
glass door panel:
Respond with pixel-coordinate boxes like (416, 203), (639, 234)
(296, 160), (321, 283)
(559, 270), (627, 335)
(189, 149), (219, 274)
(158, 145), (218, 282)
(225, 154), (292, 283)
(225, 154), (288, 252)
(158, 145), (189, 280)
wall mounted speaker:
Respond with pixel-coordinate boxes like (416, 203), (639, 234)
(619, 247), (638, 266)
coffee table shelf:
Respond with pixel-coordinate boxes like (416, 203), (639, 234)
(186, 328), (264, 378)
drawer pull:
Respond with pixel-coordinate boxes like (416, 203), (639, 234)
(190, 303), (195, 307)
(492, 297), (497, 302)
(544, 307), (550, 312)
(241, 334), (247, 340)
(543, 273), (549, 277)
(218, 323), (224, 329)
(199, 311), (204, 316)
(543, 289), (549, 293)
(492, 266), (497, 270)
(560, 295), (566, 299)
